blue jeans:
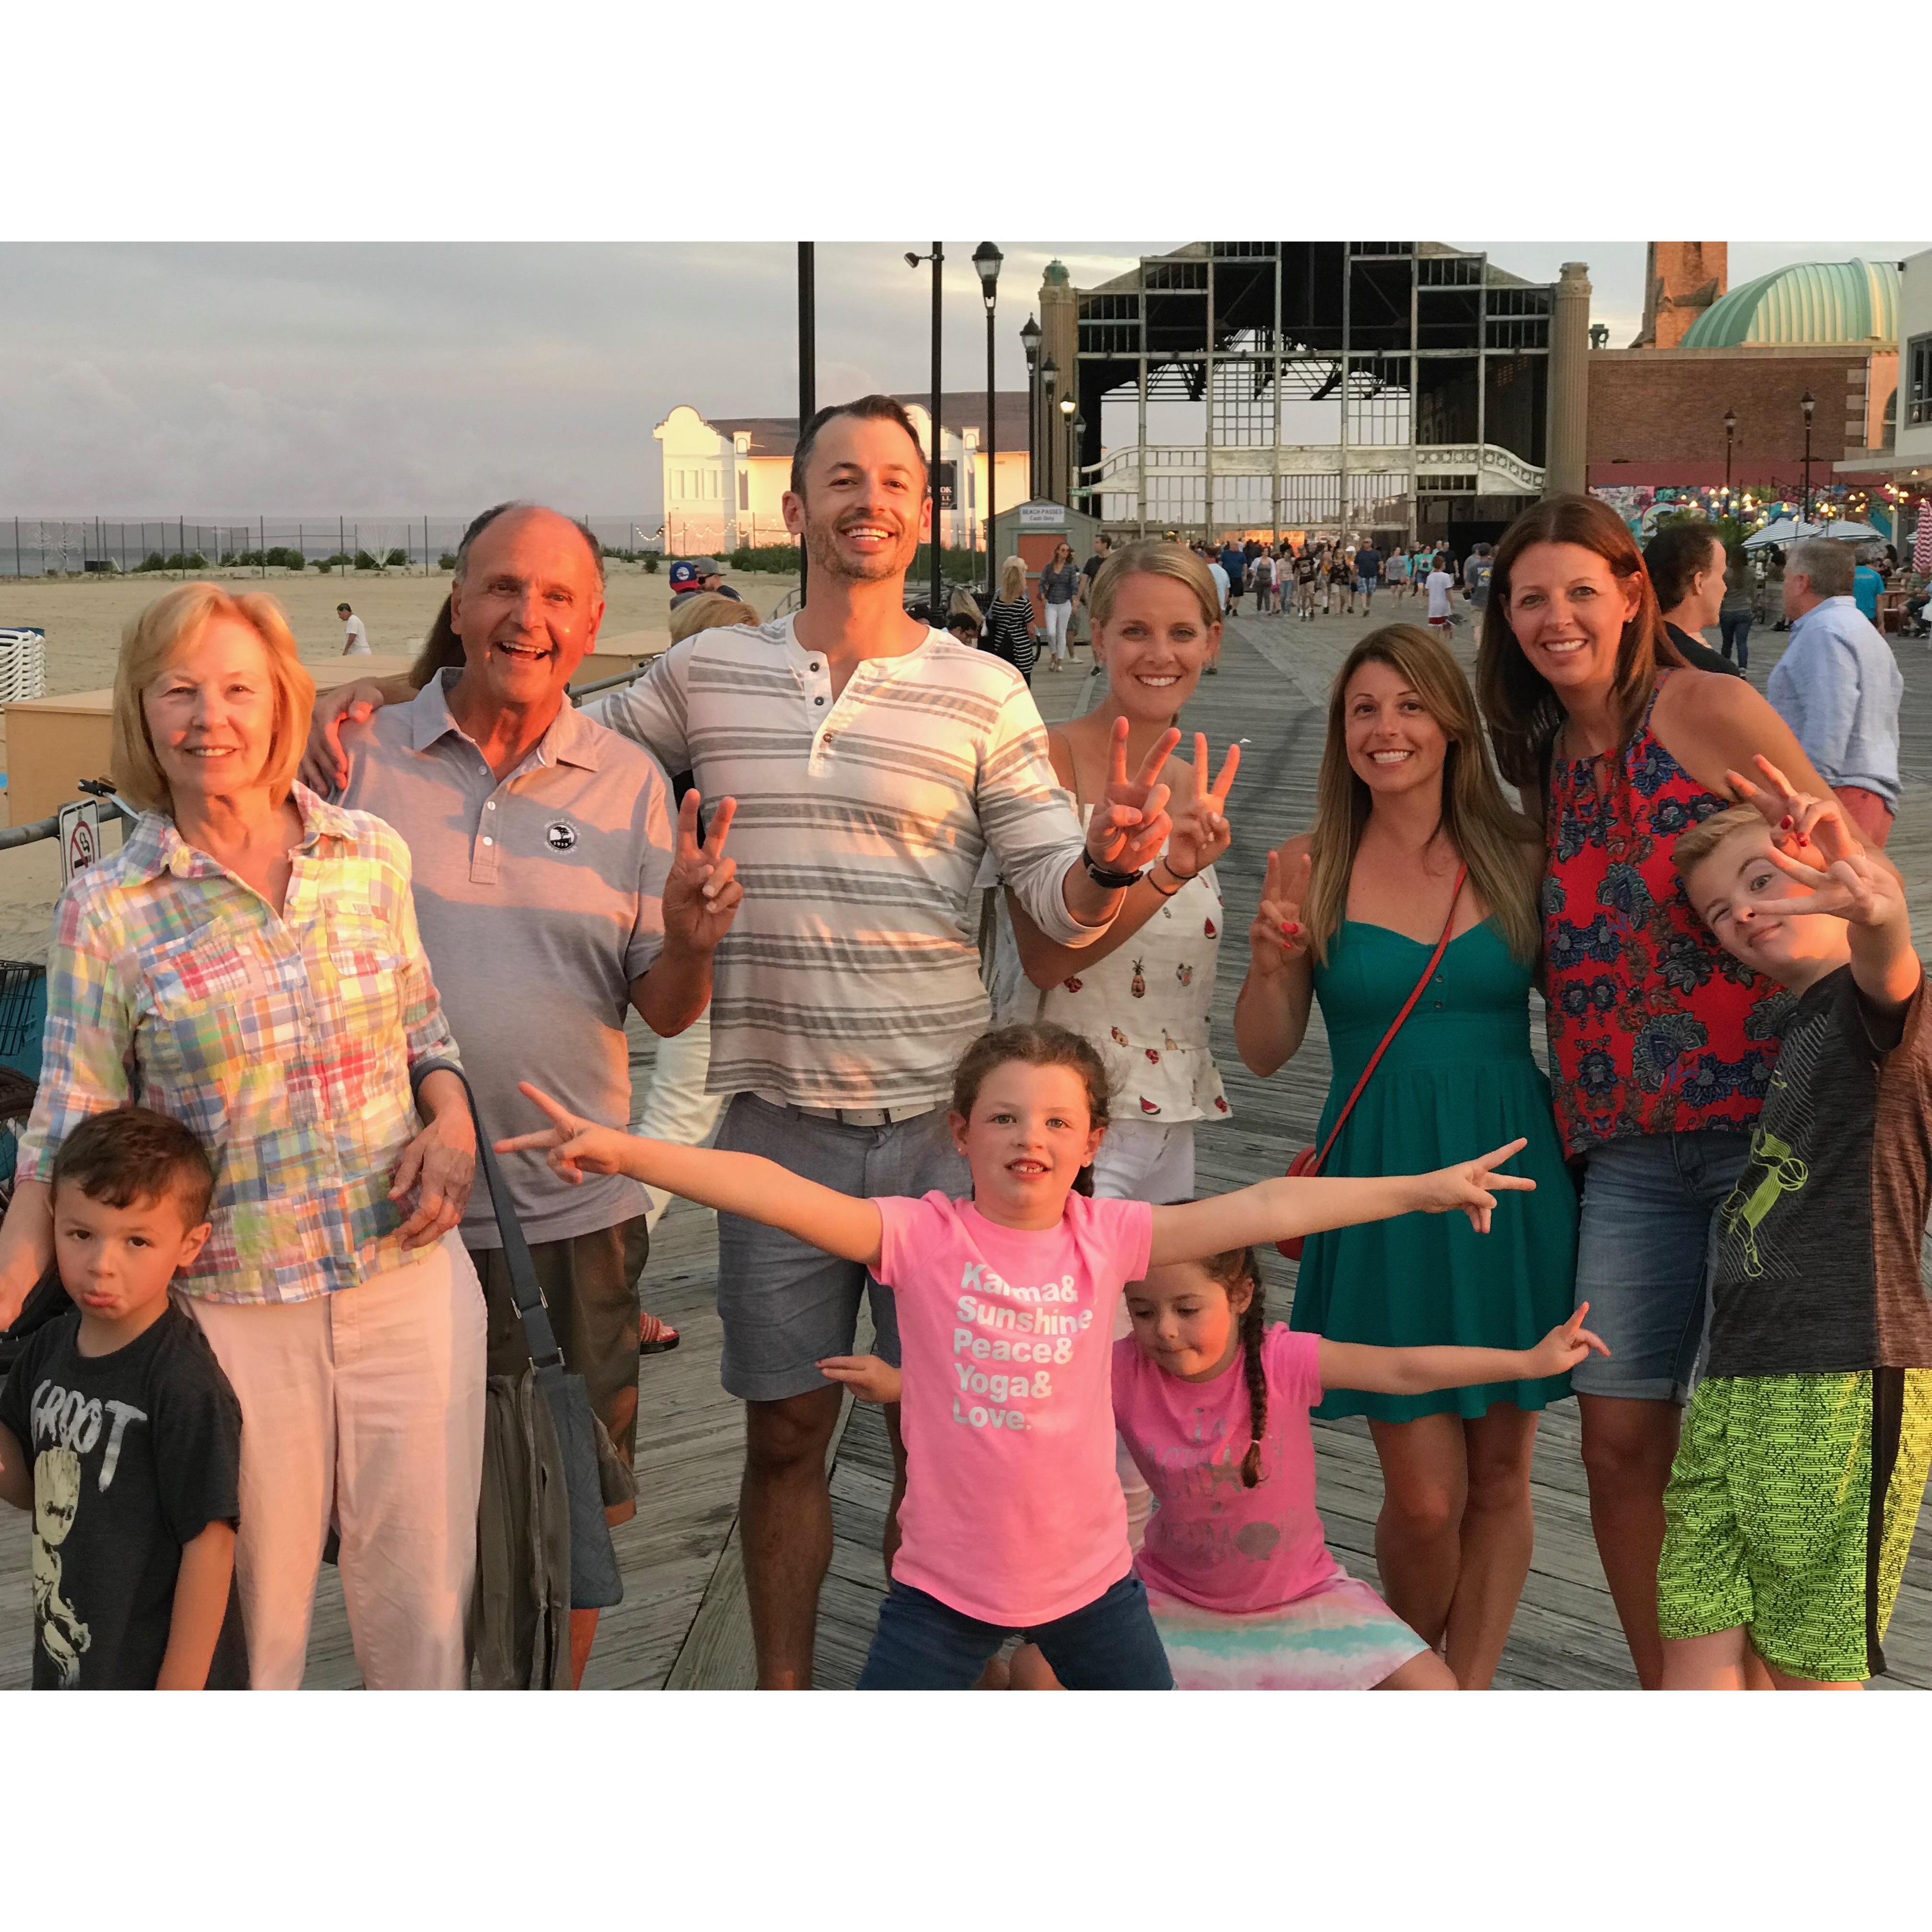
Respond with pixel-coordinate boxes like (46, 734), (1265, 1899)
(1570, 1131), (1751, 1403)
(857, 1573), (1174, 1689)
(1719, 611), (1752, 669)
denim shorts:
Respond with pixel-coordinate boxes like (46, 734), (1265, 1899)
(1570, 1130), (1752, 1403)
(713, 1094), (968, 1403)
(856, 1572), (1173, 1690)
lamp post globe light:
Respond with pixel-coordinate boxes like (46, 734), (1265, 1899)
(1723, 408), (1736, 498)
(973, 243), (1003, 601)
(1058, 392), (1075, 507)
(1801, 389), (1817, 526)
(1020, 313), (1041, 503)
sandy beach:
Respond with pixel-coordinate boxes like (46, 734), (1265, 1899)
(0, 563), (798, 957)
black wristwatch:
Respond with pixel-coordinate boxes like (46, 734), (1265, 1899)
(1081, 850), (1144, 891)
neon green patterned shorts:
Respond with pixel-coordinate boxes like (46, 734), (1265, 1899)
(1657, 1368), (1932, 1682)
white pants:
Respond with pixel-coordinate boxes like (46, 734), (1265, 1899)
(1092, 1119), (1199, 1552)
(1042, 599), (1073, 661)
(631, 1009), (726, 1231)
(190, 1231), (486, 1690)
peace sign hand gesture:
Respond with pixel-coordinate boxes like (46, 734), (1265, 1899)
(1755, 840), (1907, 932)
(1725, 754), (1862, 866)
(1085, 716), (1178, 878)
(1413, 1138), (1538, 1234)
(1248, 846), (1312, 979)
(1163, 733), (1241, 881)
(661, 789), (742, 954)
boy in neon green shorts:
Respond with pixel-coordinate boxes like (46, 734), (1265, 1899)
(1665, 758), (1932, 1688)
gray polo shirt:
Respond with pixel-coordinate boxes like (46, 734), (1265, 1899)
(334, 669), (674, 1247)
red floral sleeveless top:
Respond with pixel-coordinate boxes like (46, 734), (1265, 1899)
(1542, 673), (1789, 1157)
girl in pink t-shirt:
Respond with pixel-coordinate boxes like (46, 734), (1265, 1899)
(1113, 1245), (1602, 1688)
(500, 1022), (1553, 1690)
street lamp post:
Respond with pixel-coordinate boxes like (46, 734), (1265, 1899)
(1020, 313), (1041, 504)
(973, 242), (1004, 603)
(905, 244), (946, 615)
(1801, 389), (1817, 526)
(1723, 408), (1736, 501)
(1070, 412), (1086, 513)
(1041, 356), (1059, 500)
(1058, 394), (1074, 507)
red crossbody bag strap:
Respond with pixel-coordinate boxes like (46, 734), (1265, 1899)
(1305, 863), (1467, 1178)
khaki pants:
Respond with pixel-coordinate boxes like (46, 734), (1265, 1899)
(190, 1231), (486, 1690)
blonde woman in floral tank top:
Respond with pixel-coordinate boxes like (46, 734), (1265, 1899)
(1002, 543), (1242, 1207)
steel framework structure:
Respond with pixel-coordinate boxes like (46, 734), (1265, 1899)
(1061, 242), (1556, 545)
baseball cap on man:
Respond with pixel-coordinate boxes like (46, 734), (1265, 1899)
(669, 560), (703, 589)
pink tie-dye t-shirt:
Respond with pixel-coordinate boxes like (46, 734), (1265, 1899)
(1111, 1323), (1338, 1613)
(874, 1190), (1153, 1627)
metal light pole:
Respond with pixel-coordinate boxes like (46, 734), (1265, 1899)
(1723, 408), (1736, 502)
(1058, 395), (1075, 508)
(905, 244), (946, 614)
(1071, 412), (1086, 513)
(1041, 356), (1058, 501)
(973, 242), (1003, 603)
(798, 243), (816, 600)
(1020, 314), (1041, 503)
(1800, 389), (1817, 526)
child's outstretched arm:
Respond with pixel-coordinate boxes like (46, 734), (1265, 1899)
(0, 1421), (29, 1512)
(1147, 1139), (1533, 1266)
(1319, 1305), (1608, 1397)
(498, 1082), (884, 1266)
(156, 1520), (237, 1690)
(818, 1355), (903, 1404)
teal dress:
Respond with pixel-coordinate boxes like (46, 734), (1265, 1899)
(1287, 919), (1579, 1423)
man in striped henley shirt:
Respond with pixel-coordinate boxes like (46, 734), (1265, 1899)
(583, 396), (1171, 1687)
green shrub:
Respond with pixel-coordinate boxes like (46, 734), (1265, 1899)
(438, 552), (459, 571)
(642, 552), (658, 574)
(384, 547), (409, 567)
(353, 549), (380, 571)
(268, 546), (305, 571)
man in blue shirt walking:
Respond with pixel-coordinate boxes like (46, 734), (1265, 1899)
(1766, 538), (1903, 846)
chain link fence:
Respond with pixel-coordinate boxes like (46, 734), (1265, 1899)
(3, 515), (683, 577)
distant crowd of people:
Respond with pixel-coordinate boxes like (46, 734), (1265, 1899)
(1, 394), (1927, 1696)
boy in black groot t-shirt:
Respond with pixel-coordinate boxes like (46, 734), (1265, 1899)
(1661, 761), (1932, 1688)
(0, 1108), (247, 1689)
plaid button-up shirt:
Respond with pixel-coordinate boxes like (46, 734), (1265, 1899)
(17, 784), (462, 1304)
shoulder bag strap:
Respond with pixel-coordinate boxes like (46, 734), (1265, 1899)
(1305, 863), (1468, 1178)
(410, 1058), (564, 1369)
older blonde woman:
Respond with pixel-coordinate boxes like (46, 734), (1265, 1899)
(0, 583), (484, 1689)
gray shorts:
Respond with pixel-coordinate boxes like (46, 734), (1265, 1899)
(713, 1093), (970, 1403)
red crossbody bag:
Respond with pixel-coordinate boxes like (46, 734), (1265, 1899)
(1277, 865), (1467, 1261)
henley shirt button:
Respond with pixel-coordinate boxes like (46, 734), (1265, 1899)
(814, 695), (825, 705)
(809, 661), (820, 672)
(482, 836), (494, 847)
(486, 800), (496, 810)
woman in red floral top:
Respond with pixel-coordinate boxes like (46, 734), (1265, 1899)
(1476, 494), (1828, 1688)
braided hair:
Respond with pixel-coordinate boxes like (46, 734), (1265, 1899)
(1195, 1243), (1269, 1487)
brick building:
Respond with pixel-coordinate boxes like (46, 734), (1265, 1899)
(1587, 255), (1900, 494)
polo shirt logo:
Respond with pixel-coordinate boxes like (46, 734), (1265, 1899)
(545, 820), (578, 851)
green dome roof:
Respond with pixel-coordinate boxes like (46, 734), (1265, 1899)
(1681, 258), (1899, 348)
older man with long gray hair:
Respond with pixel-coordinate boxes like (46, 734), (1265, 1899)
(1766, 536), (1903, 846)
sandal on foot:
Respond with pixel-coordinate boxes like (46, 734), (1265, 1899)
(639, 1310), (681, 1354)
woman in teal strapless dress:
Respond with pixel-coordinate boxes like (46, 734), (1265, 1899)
(1234, 623), (1577, 1688)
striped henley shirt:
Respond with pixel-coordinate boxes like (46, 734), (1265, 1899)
(585, 614), (1098, 1111)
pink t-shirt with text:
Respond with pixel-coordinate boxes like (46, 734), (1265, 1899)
(874, 1190), (1154, 1627)
(1111, 1322), (1338, 1613)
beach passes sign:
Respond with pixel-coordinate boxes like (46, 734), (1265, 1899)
(58, 800), (101, 883)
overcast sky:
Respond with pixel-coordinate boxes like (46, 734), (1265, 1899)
(4, 239), (1925, 522)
